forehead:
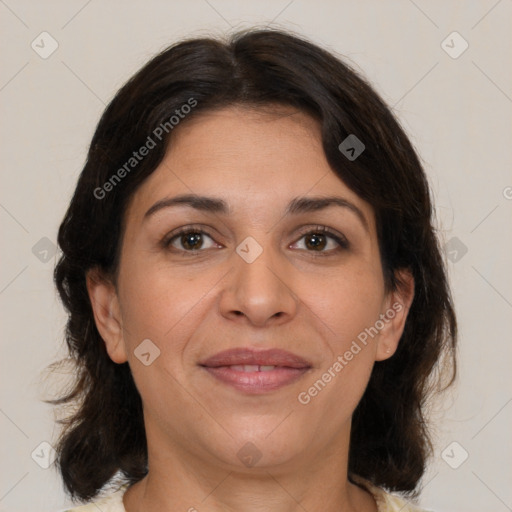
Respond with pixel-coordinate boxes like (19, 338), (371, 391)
(162, 104), (326, 182)
(124, 105), (374, 228)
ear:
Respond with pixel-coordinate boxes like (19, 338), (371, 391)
(375, 268), (415, 362)
(86, 267), (127, 364)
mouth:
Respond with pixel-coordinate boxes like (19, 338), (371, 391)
(199, 348), (312, 394)
(220, 364), (285, 372)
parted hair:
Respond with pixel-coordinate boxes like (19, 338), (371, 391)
(48, 27), (457, 502)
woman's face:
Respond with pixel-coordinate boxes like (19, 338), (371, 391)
(88, 105), (413, 472)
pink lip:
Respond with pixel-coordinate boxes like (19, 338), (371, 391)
(200, 348), (311, 368)
(199, 348), (312, 394)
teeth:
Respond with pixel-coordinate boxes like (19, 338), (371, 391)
(229, 365), (276, 372)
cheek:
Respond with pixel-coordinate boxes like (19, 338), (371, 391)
(116, 267), (211, 416)
(309, 265), (385, 343)
(118, 246), (384, 363)
(117, 261), (219, 361)
(297, 339), (375, 426)
(298, 265), (382, 402)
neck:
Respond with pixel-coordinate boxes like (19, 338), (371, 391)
(122, 421), (377, 512)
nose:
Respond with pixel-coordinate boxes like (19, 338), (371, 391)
(218, 238), (299, 327)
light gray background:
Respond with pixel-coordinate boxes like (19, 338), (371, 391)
(1, 1), (511, 511)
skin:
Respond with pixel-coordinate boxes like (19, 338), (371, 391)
(87, 105), (414, 512)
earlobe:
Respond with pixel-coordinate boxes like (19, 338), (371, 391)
(86, 267), (127, 364)
(375, 269), (415, 361)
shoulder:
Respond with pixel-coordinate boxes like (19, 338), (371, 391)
(58, 483), (128, 512)
(375, 491), (432, 512)
(351, 475), (433, 512)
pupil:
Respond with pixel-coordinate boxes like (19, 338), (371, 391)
(183, 233), (202, 250)
(306, 233), (326, 250)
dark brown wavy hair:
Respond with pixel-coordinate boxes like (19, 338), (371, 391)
(47, 27), (457, 503)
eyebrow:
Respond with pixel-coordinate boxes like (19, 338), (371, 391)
(143, 194), (369, 232)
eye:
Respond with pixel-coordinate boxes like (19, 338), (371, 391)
(162, 224), (349, 256)
(163, 227), (218, 254)
(291, 226), (349, 255)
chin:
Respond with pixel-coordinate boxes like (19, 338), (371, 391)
(214, 426), (306, 470)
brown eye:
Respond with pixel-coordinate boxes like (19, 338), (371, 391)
(291, 226), (349, 255)
(164, 229), (217, 253)
(179, 231), (204, 250)
(304, 232), (328, 251)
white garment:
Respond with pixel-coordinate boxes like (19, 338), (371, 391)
(61, 478), (432, 512)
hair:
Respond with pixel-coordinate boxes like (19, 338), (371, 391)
(47, 27), (457, 503)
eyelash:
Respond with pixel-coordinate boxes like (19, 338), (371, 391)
(161, 224), (349, 257)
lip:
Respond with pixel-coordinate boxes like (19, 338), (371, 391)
(199, 348), (312, 394)
(199, 348), (312, 369)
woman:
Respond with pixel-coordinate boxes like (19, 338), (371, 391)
(50, 27), (457, 512)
